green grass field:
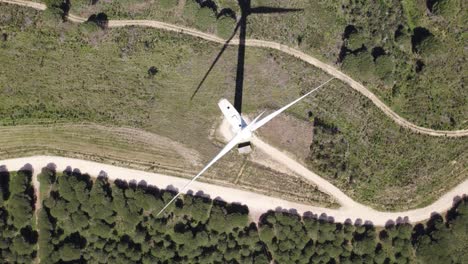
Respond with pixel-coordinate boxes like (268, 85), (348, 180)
(0, 4), (466, 210)
(34, 0), (468, 130)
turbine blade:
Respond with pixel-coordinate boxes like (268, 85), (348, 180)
(156, 131), (244, 216)
(246, 110), (265, 127)
(250, 77), (335, 132)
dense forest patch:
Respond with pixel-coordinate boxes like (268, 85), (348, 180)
(1, 166), (467, 263)
(0, 168), (37, 263)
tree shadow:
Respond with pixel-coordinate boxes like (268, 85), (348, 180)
(411, 27), (432, 52)
(196, 0), (218, 13)
(194, 190), (212, 200)
(42, 163), (58, 185)
(20, 225), (38, 244)
(62, 231), (87, 248)
(446, 195), (466, 222)
(0, 165), (10, 201)
(217, 8), (236, 19)
(211, 197), (249, 216)
(411, 222), (425, 244)
(87, 12), (109, 29)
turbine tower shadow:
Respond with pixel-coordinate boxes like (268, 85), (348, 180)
(234, 0), (302, 114)
(191, 0), (302, 114)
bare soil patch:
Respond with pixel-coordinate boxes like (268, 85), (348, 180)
(256, 113), (314, 163)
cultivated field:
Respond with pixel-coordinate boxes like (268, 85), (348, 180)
(0, 123), (336, 206)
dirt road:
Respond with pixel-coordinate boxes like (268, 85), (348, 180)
(1, 156), (466, 226)
(1, 0), (467, 137)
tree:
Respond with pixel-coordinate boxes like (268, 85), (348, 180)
(352, 225), (377, 256)
(375, 55), (394, 80)
(7, 194), (33, 229)
(217, 13), (236, 39)
(342, 51), (375, 80)
(428, 0), (458, 17)
(11, 236), (35, 256)
(347, 31), (367, 51)
(59, 243), (82, 262)
(9, 161), (465, 264)
(415, 199), (468, 263)
(44, 0), (69, 21)
(82, 176), (114, 223)
(37, 167), (56, 195)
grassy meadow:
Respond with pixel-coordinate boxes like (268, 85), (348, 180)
(33, 0), (468, 130)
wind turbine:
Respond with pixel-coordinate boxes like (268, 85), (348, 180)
(157, 77), (335, 216)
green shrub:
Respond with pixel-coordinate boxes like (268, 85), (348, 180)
(59, 243), (82, 262)
(416, 35), (441, 57)
(341, 51), (375, 80)
(195, 7), (216, 31)
(375, 55), (395, 80)
(431, 0), (458, 17)
(347, 31), (367, 51)
(217, 15), (236, 39)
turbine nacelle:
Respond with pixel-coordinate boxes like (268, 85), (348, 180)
(156, 78), (334, 216)
(218, 99), (265, 152)
(218, 98), (247, 134)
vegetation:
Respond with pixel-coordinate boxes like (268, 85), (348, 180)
(2, 166), (467, 263)
(414, 198), (468, 263)
(0, 169), (37, 263)
(0, 4), (466, 210)
(303, 82), (467, 210)
(32, 0), (467, 130)
(38, 168), (269, 263)
(338, 0), (466, 130)
(0, 123), (336, 207)
(0, 2), (464, 260)
(43, 0), (69, 21)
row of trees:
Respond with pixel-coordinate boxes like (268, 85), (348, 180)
(44, 0), (236, 36)
(1, 165), (466, 263)
(45, 0), (108, 28)
(183, 0), (237, 38)
(259, 212), (415, 263)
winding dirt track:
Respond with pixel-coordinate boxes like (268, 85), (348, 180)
(1, 156), (467, 226)
(2, 0), (467, 137)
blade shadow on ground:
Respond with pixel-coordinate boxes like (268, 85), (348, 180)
(190, 21), (241, 101)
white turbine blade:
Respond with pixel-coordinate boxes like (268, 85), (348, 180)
(156, 131), (245, 216)
(250, 77), (334, 131)
(246, 111), (265, 128)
